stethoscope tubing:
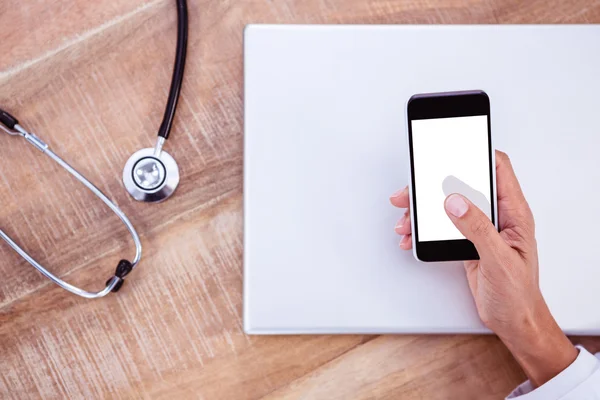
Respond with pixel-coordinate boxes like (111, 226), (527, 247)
(0, 0), (188, 298)
(0, 125), (142, 299)
(158, 0), (188, 140)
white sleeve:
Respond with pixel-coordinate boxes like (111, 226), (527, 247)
(506, 346), (600, 400)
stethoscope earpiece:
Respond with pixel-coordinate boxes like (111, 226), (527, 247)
(123, 138), (180, 203)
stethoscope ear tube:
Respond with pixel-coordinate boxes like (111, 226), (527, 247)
(0, 119), (142, 299)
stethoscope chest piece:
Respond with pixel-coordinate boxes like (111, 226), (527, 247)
(123, 138), (180, 203)
(122, 0), (186, 204)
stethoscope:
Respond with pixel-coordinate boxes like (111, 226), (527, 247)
(0, 0), (188, 299)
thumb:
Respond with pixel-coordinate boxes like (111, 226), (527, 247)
(444, 193), (504, 256)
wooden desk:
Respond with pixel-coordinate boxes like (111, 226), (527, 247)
(1, 1), (598, 398)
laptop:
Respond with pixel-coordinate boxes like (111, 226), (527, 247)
(244, 25), (600, 334)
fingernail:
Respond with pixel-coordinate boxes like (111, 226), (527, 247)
(445, 194), (469, 218)
(399, 235), (410, 248)
(390, 187), (406, 199)
(395, 216), (406, 232)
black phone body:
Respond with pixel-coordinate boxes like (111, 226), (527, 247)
(406, 90), (497, 262)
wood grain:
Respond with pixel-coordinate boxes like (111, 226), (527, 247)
(1, 0), (599, 399)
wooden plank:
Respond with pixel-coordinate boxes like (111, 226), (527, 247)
(0, 0), (152, 72)
(261, 335), (527, 400)
(1, 0), (599, 399)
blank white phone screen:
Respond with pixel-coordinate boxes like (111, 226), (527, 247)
(411, 115), (492, 242)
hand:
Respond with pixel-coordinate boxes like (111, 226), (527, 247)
(390, 150), (577, 387)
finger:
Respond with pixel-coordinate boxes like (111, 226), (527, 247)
(445, 193), (508, 256)
(399, 234), (412, 250)
(495, 150), (535, 232)
(442, 175), (490, 215)
(495, 150), (528, 207)
(463, 260), (479, 295)
(390, 186), (409, 208)
(394, 210), (412, 235)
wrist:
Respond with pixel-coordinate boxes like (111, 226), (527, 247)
(499, 296), (577, 387)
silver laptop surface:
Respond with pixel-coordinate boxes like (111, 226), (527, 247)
(244, 25), (600, 334)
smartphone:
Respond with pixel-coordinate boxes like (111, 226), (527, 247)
(406, 90), (497, 262)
